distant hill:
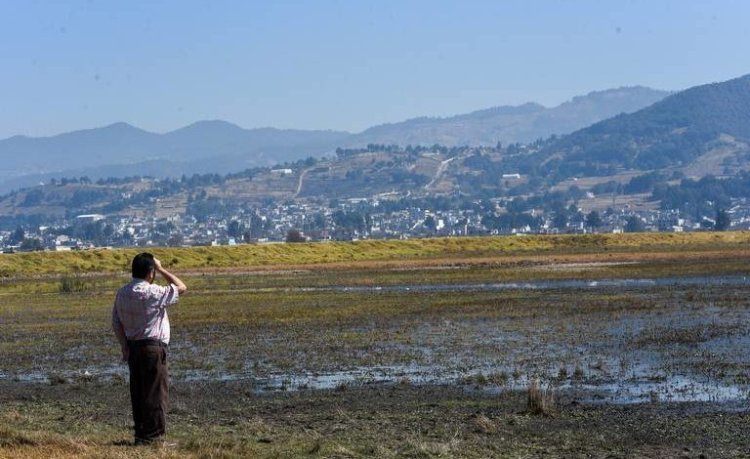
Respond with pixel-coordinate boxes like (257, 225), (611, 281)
(0, 86), (670, 193)
(0, 122), (350, 192)
(535, 74), (750, 177)
(345, 86), (670, 147)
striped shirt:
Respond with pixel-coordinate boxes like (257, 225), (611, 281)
(112, 279), (180, 345)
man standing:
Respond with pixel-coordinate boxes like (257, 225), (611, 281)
(112, 253), (187, 445)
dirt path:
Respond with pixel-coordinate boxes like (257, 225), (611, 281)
(425, 156), (455, 190)
(293, 167), (312, 198)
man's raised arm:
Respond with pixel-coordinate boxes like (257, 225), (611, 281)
(154, 258), (187, 294)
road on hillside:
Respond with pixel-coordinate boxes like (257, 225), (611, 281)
(425, 157), (455, 190)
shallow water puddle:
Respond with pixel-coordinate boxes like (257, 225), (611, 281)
(571, 375), (750, 404)
(298, 275), (750, 293)
(6, 362), (747, 406)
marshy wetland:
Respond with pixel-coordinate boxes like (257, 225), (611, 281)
(2, 233), (750, 458)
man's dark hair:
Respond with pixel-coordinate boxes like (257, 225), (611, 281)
(132, 252), (155, 279)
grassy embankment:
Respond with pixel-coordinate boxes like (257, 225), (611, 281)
(1, 231), (750, 277)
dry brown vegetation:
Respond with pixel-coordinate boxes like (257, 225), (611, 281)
(527, 379), (556, 416)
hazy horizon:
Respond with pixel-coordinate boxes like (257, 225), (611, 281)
(0, 84), (674, 140)
(2, 0), (748, 138)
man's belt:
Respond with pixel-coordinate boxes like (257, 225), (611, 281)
(127, 338), (168, 348)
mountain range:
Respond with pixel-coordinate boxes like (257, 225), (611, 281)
(346, 86), (669, 147)
(533, 74), (750, 179)
(0, 86), (669, 193)
(0, 123), (349, 193)
(3, 73), (750, 222)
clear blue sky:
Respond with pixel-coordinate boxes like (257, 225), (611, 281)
(1, 0), (748, 138)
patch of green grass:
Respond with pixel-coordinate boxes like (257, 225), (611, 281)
(58, 275), (89, 293)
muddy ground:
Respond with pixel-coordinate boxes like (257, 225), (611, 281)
(2, 379), (749, 458)
(2, 249), (750, 457)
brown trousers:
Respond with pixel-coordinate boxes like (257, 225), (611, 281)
(127, 342), (168, 442)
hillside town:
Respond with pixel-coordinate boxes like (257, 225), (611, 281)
(1, 194), (746, 252)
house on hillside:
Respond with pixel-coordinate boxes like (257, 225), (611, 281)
(76, 214), (105, 222)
